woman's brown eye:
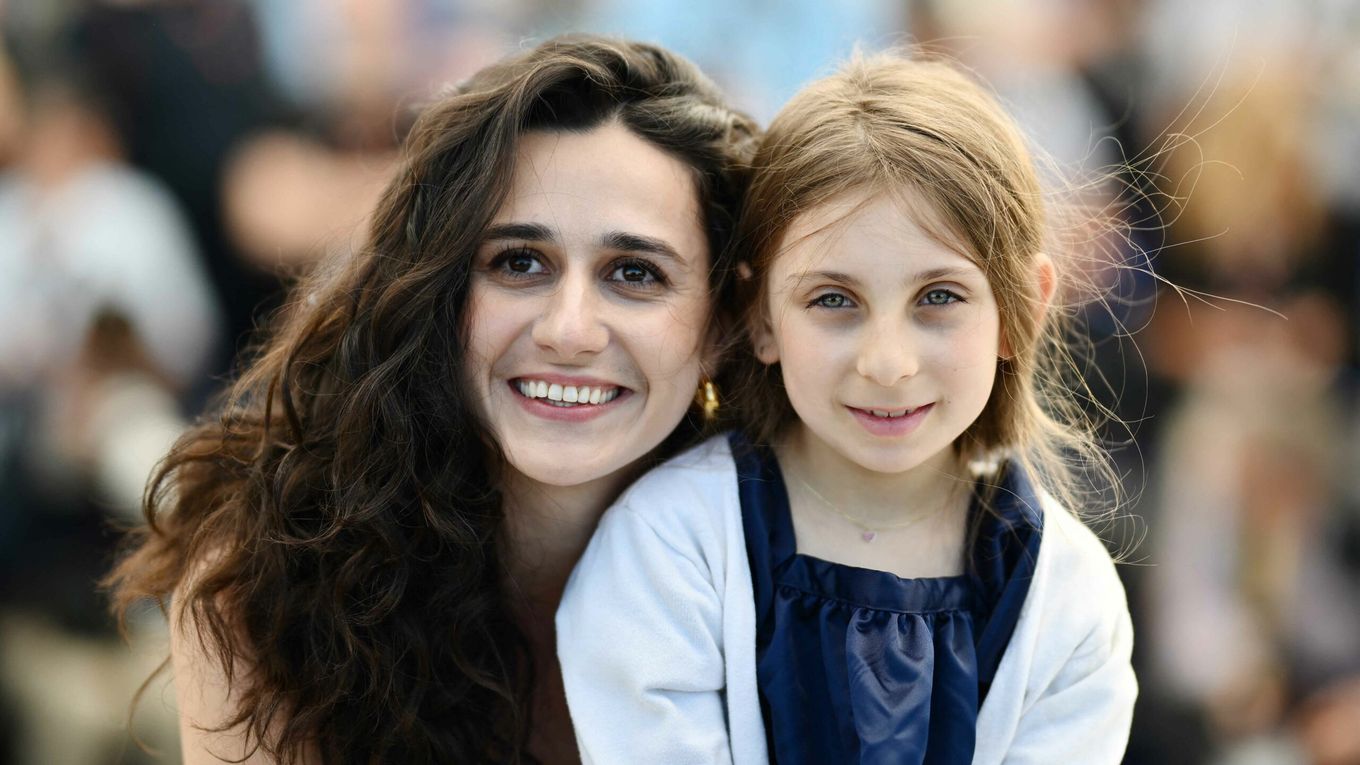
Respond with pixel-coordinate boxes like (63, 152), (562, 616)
(606, 259), (663, 288)
(508, 254), (535, 273)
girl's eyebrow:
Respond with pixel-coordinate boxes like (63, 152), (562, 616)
(911, 266), (981, 283)
(786, 270), (859, 287)
(785, 266), (980, 288)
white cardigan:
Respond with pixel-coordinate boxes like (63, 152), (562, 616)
(557, 436), (1136, 764)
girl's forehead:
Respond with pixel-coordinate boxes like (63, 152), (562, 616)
(771, 190), (983, 280)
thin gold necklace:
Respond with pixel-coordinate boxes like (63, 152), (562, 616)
(794, 476), (951, 543)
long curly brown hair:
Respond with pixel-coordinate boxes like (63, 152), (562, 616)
(104, 35), (757, 764)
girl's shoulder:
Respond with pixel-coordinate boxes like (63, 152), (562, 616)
(1027, 491), (1131, 641)
(1035, 493), (1123, 584)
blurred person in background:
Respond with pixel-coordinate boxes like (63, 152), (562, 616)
(0, 52), (220, 614)
(69, 0), (285, 377)
(0, 42), (220, 765)
(1142, 51), (1360, 765)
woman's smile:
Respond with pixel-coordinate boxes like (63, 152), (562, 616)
(508, 375), (631, 422)
(465, 122), (713, 488)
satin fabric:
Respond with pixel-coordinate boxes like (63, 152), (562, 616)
(731, 432), (1042, 765)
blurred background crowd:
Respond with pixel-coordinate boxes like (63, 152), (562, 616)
(0, 0), (1357, 763)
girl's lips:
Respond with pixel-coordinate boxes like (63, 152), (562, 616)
(846, 402), (933, 437)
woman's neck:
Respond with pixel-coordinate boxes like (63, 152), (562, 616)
(500, 467), (641, 765)
(499, 464), (640, 621)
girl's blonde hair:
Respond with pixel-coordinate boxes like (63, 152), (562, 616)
(730, 51), (1119, 518)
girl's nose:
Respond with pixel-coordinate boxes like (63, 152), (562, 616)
(855, 319), (920, 387)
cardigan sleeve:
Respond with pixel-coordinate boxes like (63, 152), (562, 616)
(1000, 511), (1138, 764)
(557, 495), (734, 765)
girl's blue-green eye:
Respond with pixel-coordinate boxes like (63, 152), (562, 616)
(810, 293), (852, 309)
(921, 288), (962, 306)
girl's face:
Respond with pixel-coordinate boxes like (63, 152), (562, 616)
(753, 191), (1001, 477)
(465, 122), (712, 489)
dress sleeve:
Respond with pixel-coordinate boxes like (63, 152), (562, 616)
(1001, 546), (1138, 764)
(557, 500), (734, 765)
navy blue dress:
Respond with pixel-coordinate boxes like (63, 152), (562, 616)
(731, 431), (1043, 765)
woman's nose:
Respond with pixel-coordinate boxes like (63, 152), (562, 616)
(855, 319), (920, 387)
(531, 274), (609, 359)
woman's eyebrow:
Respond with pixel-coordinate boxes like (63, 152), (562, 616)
(483, 222), (556, 242)
(601, 231), (684, 264)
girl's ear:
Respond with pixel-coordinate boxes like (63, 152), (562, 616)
(750, 312), (780, 365)
(1000, 252), (1057, 359)
(737, 261), (781, 365)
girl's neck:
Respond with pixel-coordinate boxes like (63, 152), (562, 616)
(779, 425), (971, 527)
(779, 425), (973, 578)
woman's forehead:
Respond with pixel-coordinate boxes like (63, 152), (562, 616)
(493, 124), (707, 261)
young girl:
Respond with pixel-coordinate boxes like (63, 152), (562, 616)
(557, 53), (1136, 764)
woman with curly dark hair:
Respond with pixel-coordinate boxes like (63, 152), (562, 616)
(104, 35), (758, 764)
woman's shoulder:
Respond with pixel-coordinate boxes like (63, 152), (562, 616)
(616, 433), (739, 511)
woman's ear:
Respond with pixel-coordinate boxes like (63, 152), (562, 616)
(1000, 252), (1057, 359)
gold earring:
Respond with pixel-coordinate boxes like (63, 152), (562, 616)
(695, 378), (720, 421)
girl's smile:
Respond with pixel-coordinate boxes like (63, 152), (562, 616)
(753, 189), (1002, 478)
(845, 401), (934, 437)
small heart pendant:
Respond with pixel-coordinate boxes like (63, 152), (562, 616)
(861, 531), (877, 542)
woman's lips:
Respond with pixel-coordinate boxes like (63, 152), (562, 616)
(508, 378), (631, 422)
(846, 402), (933, 437)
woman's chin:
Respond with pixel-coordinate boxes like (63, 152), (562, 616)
(503, 451), (630, 492)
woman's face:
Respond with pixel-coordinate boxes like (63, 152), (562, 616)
(465, 121), (712, 489)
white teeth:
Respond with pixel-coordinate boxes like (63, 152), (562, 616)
(515, 379), (621, 406)
(868, 408), (912, 419)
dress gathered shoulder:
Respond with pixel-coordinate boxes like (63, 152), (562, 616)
(732, 431), (1043, 765)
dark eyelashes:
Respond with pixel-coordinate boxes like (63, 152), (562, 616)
(803, 287), (967, 310)
(609, 256), (670, 287)
(922, 288), (965, 305)
(486, 246), (543, 278)
(483, 248), (670, 289)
